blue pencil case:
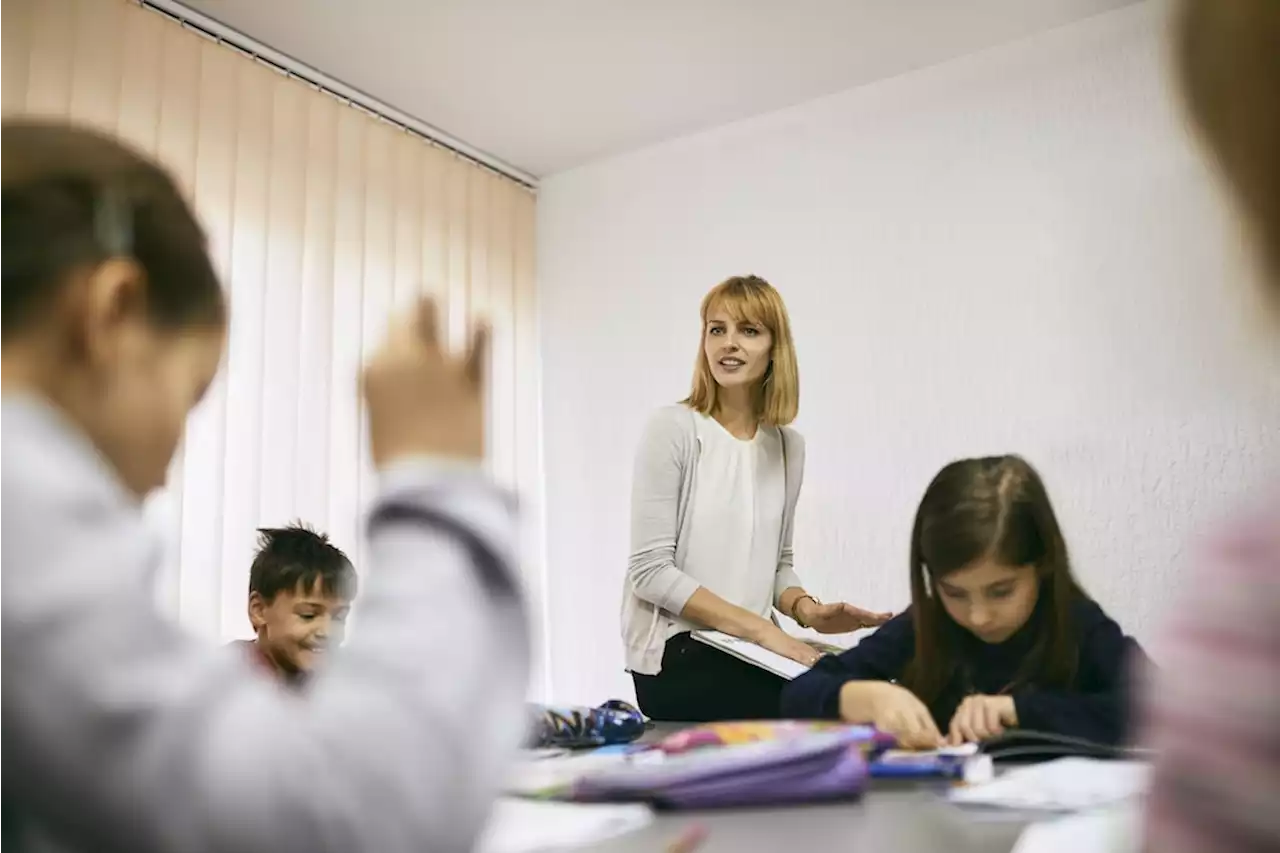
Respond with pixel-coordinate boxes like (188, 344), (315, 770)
(525, 700), (647, 749)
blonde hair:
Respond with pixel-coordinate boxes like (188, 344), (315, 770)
(683, 275), (799, 427)
(1176, 0), (1280, 297)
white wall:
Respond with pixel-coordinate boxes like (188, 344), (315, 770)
(535, 2), (1280, 705)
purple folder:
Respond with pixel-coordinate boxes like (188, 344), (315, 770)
(570, 729), (869, 810)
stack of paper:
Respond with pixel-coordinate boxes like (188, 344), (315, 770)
(949, 758), (1151, 813)
(477, 798), (653, 853)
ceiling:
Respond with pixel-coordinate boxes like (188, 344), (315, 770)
(178, 0), (1139, 179)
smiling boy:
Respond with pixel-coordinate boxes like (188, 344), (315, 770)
(237, 523), (356, 686)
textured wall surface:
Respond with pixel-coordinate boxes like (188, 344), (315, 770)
(536, 2), (1280, 704)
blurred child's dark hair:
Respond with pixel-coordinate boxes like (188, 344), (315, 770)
(1176, 0), (1280, 295)
(249, 523), (357, 602)
(2, 119), (224, 336)
(901, 455), (1086, 705)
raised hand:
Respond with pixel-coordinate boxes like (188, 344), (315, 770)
(363, 298), (489, 467)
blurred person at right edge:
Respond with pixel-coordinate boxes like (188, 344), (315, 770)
(1141, 2), (1280, 852)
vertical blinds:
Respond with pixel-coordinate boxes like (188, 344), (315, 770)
(2, 0), (544, 649)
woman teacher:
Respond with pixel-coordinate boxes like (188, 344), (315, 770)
(622, 275), (890, 722)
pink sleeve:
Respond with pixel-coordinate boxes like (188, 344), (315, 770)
(1140, 500), (1280, 852)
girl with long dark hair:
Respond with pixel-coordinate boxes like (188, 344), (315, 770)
(782, 455), (1146, 748)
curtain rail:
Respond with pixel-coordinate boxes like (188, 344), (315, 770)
(137, 0), (538, 191)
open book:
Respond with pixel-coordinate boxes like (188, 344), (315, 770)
(690, 630), (814, 680)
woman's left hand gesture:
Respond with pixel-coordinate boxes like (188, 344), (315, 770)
(796, 599), (893, 634)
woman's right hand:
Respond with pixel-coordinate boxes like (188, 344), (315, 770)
(756, 626), (822, 668)
(839, 681), (943, 749)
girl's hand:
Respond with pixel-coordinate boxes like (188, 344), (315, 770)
(363, 298), (488, 467)
(797, 600), (894, 634)
(756, 626), (823, 668)
(947, 694), (1018, 745)
(841, 682), (944, 750)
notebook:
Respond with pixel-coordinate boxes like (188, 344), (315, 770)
(872, 741), (993, 781)
(689, 630), (811, 679)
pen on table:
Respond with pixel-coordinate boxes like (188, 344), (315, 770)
(666, 823), (708, 853)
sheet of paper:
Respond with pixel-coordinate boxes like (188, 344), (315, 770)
(1012, 803), (1141, 853)
(949, 758), (1151, 813)
(477, 798), (654, 853)
(880, 742), (979, 760)
(691, 630), (808, 680)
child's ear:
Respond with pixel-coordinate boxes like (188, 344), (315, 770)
(72, 259), (149, 369)
(247, 591), (267, 632)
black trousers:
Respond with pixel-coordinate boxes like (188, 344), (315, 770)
(632, 632), (787, 722)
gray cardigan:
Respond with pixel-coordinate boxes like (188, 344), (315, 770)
(622, 404), (807, 675)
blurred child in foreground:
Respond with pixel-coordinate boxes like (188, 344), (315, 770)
(1, 120), (527, 853)
(1140, 2), (1280, 850)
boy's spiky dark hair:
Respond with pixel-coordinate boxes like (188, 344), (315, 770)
(249, 521), (356, 602)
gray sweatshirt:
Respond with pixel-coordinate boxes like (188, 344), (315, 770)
(1, 394), (528, 853)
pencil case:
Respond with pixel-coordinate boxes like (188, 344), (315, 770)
(654, 719), (890, 754)
(569, 728), (870, 810)
(525, 699), (647, 749)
